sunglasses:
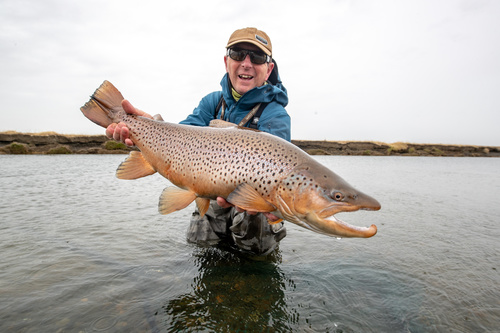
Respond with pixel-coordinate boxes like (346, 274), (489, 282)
(227, 48), (271, 65)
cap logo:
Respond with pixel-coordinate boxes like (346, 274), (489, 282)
(255, 34), (268, 45)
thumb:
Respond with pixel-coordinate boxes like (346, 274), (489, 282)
(121, 99), (152, 118)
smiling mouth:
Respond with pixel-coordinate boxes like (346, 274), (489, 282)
(238, 74), (253, 80)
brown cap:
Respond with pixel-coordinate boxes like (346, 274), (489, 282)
(226, 27), (272, 56)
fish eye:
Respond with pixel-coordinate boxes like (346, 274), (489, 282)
(331, 191), (344, 201)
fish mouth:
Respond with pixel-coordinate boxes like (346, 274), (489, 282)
(305, 211), (377, 238)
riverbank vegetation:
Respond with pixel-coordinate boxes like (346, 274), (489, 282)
(1, 131), (498, 157)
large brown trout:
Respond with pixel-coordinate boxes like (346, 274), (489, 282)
(81, 81), (381, 238)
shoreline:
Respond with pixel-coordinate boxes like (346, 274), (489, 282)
(1, 131), (498, 157)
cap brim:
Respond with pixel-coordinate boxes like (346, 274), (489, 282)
(226, 40), (272, 56)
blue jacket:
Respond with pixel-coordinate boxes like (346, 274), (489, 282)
(179, 73), (291, 141)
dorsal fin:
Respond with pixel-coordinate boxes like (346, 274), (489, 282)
(209, 119), (261, 132)
(209, 119), (237, 128)
(152, 114), (164, 121)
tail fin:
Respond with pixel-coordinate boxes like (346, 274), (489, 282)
(80, 80), (125, 128)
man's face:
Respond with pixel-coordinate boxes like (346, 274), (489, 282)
(224, 42), (274, 95)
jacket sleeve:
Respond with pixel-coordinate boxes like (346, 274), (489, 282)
(179, 91), (222, 126)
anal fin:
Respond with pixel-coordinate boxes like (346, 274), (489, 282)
(116, 151), (156, 180)
(195, 197), (211, 217)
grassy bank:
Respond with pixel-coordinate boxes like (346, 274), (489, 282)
(1, 131), (498, 157)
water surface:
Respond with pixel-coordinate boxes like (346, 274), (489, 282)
(0, 155), (498, 332)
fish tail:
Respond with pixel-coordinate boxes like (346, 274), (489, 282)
(80, 80), (125, 128)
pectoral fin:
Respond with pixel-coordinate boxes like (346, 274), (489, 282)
(116, 151), (156, 180)
(195, 197), (211, 217)
(158, 186), (196, 215)
(226, 183), (276, 212)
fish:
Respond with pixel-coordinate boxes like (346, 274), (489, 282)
(81, 80), (381, 238)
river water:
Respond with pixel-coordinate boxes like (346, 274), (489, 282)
(0, 155), (498, 332)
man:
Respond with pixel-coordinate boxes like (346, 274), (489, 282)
(107, 27), (290, 255)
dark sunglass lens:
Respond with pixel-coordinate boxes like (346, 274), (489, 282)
(250, 52), (266, 64)
(229, 49), (268, 64)
(229, 49), (246, 61)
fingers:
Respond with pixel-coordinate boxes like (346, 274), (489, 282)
(216, 197), (250, 213)
(124, 138), (135, 147)
(113, 123), (128, 142)
(119, 127), (134, 146)
(216, 197), (232, 208)
(263, 212), (280, 222)
(104, 100), (152, 146)
(105, 123), (116, 139)
(113, 124), (123, 141)
(105, 122), (135, 146)
(216, 197), (268, 216)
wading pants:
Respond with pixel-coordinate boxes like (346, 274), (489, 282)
(186, 201), (286, 256)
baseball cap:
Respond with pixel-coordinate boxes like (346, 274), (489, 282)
(226, 27), (272, 56)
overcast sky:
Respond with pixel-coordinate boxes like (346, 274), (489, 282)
(1, 0), (499, 145)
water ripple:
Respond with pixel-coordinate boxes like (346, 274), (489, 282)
(1, 155), (499, 332)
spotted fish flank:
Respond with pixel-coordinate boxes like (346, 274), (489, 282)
(81, 81), (381, 238)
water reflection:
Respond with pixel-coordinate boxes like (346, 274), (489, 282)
(161, 245), (298, 332)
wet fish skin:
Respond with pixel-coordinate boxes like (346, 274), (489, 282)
(81, 80), (381, 238)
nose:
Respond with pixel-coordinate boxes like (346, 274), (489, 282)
(241, 54), (253, 67)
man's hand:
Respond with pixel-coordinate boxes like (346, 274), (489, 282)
(105, 99), (153, 146)
(216, 197), (281, 222)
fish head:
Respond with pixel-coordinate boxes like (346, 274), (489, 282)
(276, 161), (381, 238)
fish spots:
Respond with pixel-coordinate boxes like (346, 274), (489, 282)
(122, 119), (310, 201)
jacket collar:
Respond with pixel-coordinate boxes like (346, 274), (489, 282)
(220, 73), (288, 109)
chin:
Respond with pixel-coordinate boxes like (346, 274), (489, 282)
(235, 85), (254, 95)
